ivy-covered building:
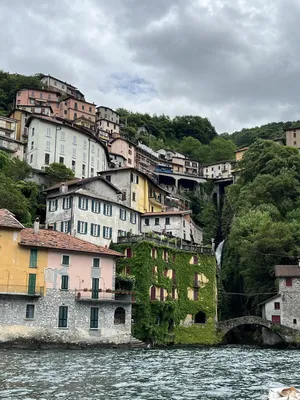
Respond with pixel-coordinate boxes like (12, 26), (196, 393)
(112, 239), (220, 345)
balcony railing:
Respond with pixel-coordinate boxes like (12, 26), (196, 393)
(75, 290), (133, 303)
(117, 234), (213, 255)
(0, 285), (44, 296)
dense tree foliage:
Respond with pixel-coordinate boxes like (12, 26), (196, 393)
(222, 121), (300, 148)
(44, 163), (75, 182)
(0, 70), (42, 115)
(220, 140), (300, 318)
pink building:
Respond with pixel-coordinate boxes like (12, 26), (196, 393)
(59, 97), (96, 122)
(110, 138), (136, 167)
(16, 89), (61, 116)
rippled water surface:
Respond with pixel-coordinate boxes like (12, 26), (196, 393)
(0, 346), (299, 399)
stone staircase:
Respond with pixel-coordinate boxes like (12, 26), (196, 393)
(130, 336), (148, 349)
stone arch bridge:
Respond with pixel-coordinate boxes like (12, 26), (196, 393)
(218, 316), (300, 344)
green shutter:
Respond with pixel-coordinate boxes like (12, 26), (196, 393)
(28, 273), (36, 295)
(61, 275), (69, 290)
(110, 205), (112, 216)
(103, 226), (106, 238)
(29, 249), (37, 268)
(67, 220), (71, 233)
(77, 220), (81, 232)
(85, 222), (88, 234)
(55, 199), (58, 210)
(90, 307), (99, 328)
(54, 222), (56, 231)
(92, 278), (99, 299)
(63, 198), (65, 209)
(58, 306), (68, 328)
(110, 227), (112, 238)
(61, 222), (64, 232)
(79, 197), (82, 209)
(85, 199), (89, 210)
(90, 223), (94, 235)
(97, 225), (100, 237)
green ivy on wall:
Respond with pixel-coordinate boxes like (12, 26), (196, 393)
(112, 241), (221, 345)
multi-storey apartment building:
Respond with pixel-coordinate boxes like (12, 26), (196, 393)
(96, 106), (120, 136)
(99, 167), (168, 213)
(40, 74), (85, 101)
(59, 97), (96, 122)
(16, 88), (61, 115)
(109, 138), (136, 167)
(45, 177), (140, 247)
(25, 115), (109, 178)
(0, 209), (132, 345)
(201, 161), (233, 179)
(0, 116), (24, 159)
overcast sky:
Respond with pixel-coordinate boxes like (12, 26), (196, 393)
(1, 0), (299, 133)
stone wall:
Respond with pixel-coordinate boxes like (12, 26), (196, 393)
(0, 289), (132, 345)
(279, 277), (300, 330)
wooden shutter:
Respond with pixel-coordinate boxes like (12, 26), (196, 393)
(67, 221), (71, 233)
(84, 222), (88, 234)
(92, 278), (99, 299)
(85, 199), (89, 210)
(109, 227), (112, 238)
(97, 225), (100, 237)
(79, 197), (82, 209)
(58, 306), (68, 327)
(29, 249), (38, 268)
(77, 220), (81, 233)
(28, 273), (36, 295)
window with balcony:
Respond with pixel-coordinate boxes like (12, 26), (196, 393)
(92, 278), (99, 299)
(90, 307), (99, 329)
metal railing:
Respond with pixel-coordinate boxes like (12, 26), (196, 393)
(0, 285), (44, 296)
(117, 234), (213, 255)
(75, 290), (133, 302)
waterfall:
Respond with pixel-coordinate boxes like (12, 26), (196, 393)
(215, 240), (225, 270)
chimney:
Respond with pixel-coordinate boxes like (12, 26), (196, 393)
(34, 217), (40, 234)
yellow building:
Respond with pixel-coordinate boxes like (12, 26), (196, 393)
(0, 210), (46, 295)
(100, 167), (168, 213)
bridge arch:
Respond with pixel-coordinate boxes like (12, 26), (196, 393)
(218, 316), (286, 342)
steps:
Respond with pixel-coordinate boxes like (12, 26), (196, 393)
(130, 336), (148, 349)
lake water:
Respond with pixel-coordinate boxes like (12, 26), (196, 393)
(0, 346), (298, 399)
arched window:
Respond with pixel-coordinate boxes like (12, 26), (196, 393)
(195, 311), (206, 324)
(114, 307), (126, 324)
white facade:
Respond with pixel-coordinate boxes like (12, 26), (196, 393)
(261, 295), (282, 323)
(140, 212), (203, 245)
(202, 161), (233, 179)
(45, 178), (140, 247)
(26, 117), (108, 178)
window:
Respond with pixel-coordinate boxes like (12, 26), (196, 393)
(128, 158), (132, 165)
(165, 217), (170, 225)
(59, 156), (64, 164)
(132, 192), (136, 202)
(145, 218), (149, 226)
(130, 212), (137, 224)
(83, 140), (87, 150)
(79, 197), (88, 210)
(31, 127), (35, 136)
(122, 191), (126, 201)
(286, 278), (293, 287)
(155, 218), (159, 225)
(114, 307), (125, 324)
(294, 132), (297, 138)
(46, 127), (51, 137)
(29, 249), (38, 268)
(60, 144), (65, 154)
(193, 255), (199, 265)
(61, 221), (71, 233)
(72, 160), (76, 172)
(91, 144), (95, 153)
(125, 248), (132, 258)
(31, 141), (34, 150)
(74, 102), (78, 110)
(30, 154), (33, 163)
(72, 135), (77, 145)
(72, 148), (76, 159)
(195, 311), (206, 324)
(74, 113), (77, 119)
(91, 156), (94, 167)
(93, 258), (100, 268)
(150, 286), (156, 300)
(92, 278), (99, 299)
(107, 121), (109, 127)
(91, 168), (94, 177)
(54, 81), (57, 86)
(183, 220), (186, 228)
(46, 141), (50, 151)
(82, 105), (84, 110)
(193, 289), (199, 301)
(25, 304), (35, 319)
(49, 199), (58, 212)
(77, 220), (88, 234)
(90, 307), (99, 329)
(89, 106), (92, 112)
(293, 319), (297, 324)
(62, 255), (70, 265)
(274, 302), (280, 310)
(151, 248), (157, 259)
(163, 250), (168, 262)
(103, 226), (112, 239)
(91, 223), (100, 237)
(82, 164), (86, 177)
(120, 209), (126, 221)
(60, 131), (65, 141)
(45, 153), (50, 165)
(294, 141), (297, 146)
(92, 200), (101, 213)
(62, 197), (71, 209)
(103, 203), (112, 216)
(271, 315), (281, 324)
(58, 306), (68, 328)
(61, 275), (69, 290)
(105, 175), (111, 182)
(118, 230), (126, 237)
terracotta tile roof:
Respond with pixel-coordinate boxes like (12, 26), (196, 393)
(275, 265), (300, 277)
(20, 228), (124, 257)
(0, 209), (24, 229)
(142, 210), (191, 216)
(44, 176), (121, 194)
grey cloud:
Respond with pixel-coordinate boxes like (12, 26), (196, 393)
(1, 0), (300, 133)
